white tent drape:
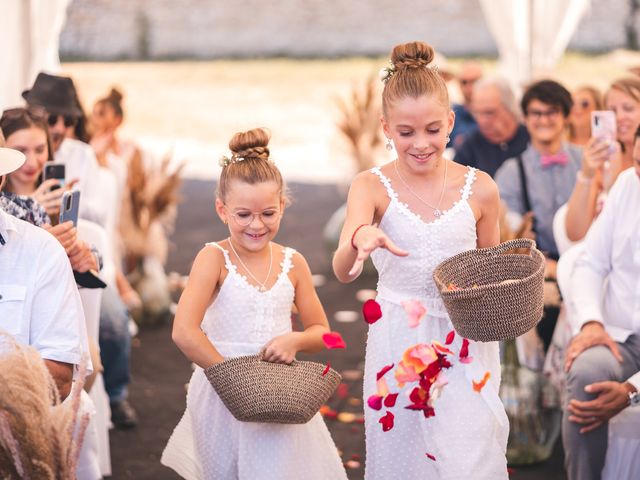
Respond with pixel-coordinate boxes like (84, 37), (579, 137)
(478, 0), (590, 95)
(0, 0), (71, 111)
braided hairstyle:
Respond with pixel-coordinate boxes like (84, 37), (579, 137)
(382, 41), (450, 116)
(216, 128), (287, 202)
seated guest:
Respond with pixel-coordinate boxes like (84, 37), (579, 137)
(568, 85), (603, 148)
(454, 76), (529, 177)
(448, 60), (483, 150)
(495, 79), (581, 261)
(562, 129), (640, 480)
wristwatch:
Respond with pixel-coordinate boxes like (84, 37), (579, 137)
(629, 390), (640, 407)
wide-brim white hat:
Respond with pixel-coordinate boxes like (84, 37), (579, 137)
(0, 148), (26, 176)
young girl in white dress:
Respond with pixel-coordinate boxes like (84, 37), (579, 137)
(162, 128), (347, 480)
(333, 41), (509, 479)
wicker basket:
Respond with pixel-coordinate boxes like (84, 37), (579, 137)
(433, 238), (545, 342)
(205, 355), (342, 424)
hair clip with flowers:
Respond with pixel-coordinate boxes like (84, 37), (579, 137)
(219, 154), (246, 167)
(379, 62), (396, 84)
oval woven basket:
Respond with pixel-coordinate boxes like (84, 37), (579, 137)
(433, 238), (545, 342)
(205, 355), (342, 424)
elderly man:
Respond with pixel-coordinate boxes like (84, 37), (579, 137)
(562, 131), (640, 480)
(448, 60), (483, 149)
(454, 76), (529, 178)
(0, 143), (87, 400)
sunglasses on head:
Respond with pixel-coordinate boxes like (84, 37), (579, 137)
(47, 114), (77, 128)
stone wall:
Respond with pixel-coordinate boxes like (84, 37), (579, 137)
(59, 0), (634, 60)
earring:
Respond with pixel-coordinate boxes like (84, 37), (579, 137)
(385, 138), (393, 151)
(446, 133), (451, 143)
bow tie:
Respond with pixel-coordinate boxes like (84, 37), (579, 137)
(541, 152), (569, 168)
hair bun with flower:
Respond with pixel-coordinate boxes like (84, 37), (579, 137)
(219, 128), (271, 168)
(380, 41), (439, 84)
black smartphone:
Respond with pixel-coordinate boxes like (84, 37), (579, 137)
(42, 163), (66, 188)
(59, 190), (80, 227)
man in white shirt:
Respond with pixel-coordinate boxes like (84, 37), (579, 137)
(0, 144), (88, 400)
(22, 72), (106, 227)
(562, 132), (640, 480)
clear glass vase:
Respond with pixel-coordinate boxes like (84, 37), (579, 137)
(500, 339), (562, 466)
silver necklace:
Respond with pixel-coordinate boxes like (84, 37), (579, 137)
(394, 159), (449, 217)
(228, 238), (273, 292)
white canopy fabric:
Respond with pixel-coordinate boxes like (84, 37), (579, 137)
(479, 0), (590, 95)
(0, 0), (70, 111)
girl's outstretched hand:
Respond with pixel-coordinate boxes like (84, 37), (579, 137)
(261, 332), (301, 364)
(349, 224), (408, 276)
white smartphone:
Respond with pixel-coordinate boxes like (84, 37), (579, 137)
(591, 110), (616, 144)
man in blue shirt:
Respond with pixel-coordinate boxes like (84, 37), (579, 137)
(448, 61), (483, 150)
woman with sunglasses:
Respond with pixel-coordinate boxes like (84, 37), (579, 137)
(568, 86), (603, 147)
(565, 77), (640, 241)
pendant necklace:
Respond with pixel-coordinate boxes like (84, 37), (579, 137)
(394, 159), (449, 218)
(228, 238), (273, 292)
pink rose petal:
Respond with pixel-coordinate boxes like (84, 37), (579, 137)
(367, 394), (383, 411)
(460, 356), (474, 364)
(322, 332), (346, 349)
(401, 299), (427, 328)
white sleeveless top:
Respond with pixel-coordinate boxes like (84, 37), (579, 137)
(202, 242), (296, 358)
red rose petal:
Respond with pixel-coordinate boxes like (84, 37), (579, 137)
(459, 338), (470, 359)
(337, 383), (349, 399)
(383, 392), (398, 408)
(376, 363), (395, 381)
(445, 330), (455, 345)
(322, 363), (330, 376)
(426, 453), (436, 461)
(362, 299), (383, 324)
(367, 394), (383, 411)
(378, 410), (395, 432)
(322, 332), (346, 349)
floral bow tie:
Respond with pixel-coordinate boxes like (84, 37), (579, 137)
(541, 152), (569, 168)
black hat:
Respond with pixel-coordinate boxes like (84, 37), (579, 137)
(22, 72), (83, 117)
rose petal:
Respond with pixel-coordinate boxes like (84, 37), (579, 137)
(426, 453), (437, 461)
(446, 283), (460, 291)
(322, 363), (330, 376)
(378, 410), (395, 432)
(460, 356), (474, 364)
(319, 405), (338, 419)
(395, 360), (420, 387)
(384, 392), (399, 408)
(459, 338), (470, 359)
(322, 332), (346, 349)
(472, 371), (491, 393)
(337, 383), (349, 399)
(376, 363), (395, 381)
(367, 394), (383, 411)
(432, 341), (454, 356)
(445, 330), (455, 345)
(376, 377), (390, 397)
(401, 299), (427, 328)
(362, 299), (383, 324)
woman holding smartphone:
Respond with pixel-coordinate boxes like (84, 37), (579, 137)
(0, 107), (97, 273)
(565, 77), (640, 241)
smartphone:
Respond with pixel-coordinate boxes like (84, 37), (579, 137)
(42, 163), (66, 188)
(591, 111), (616, 144)
(59, 190), (80, 227)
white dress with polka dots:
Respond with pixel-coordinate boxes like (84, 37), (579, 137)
(364, 167), (509, 479)
(161, 243), (347, 480)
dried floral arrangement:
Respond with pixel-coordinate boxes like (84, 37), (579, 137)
(335, 75), (384, 173)
(0, 334), (89, 479)
(119, 149), (184, 324)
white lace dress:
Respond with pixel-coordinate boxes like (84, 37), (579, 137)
(161, 243), (347, 480)
(364, 167), (509, 479)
